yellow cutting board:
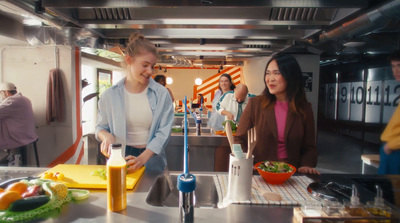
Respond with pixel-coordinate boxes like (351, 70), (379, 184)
(40, 164), (145, 190)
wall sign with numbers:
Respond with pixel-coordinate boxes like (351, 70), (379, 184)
(324, 78), (400, 124)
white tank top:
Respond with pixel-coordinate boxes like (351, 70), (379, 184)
(124, 86), (152, 146)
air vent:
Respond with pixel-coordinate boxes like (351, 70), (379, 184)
(93, 8), (131, 20)
(270, 8), (318, 21)
(245, 45), (270, 48)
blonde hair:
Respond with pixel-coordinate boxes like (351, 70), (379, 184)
(121, 32), (157, 68)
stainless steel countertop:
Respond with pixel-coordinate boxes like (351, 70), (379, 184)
(0, 167), (296, 223)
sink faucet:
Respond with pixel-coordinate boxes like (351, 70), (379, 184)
(177, 173), (196, 222)
(178, 96), (196, 222)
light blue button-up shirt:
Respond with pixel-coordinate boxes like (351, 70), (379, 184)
(95, 77), (174, 171)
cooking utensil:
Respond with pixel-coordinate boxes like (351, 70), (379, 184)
(252, 184), (282, 201)
(225, 121), (234, 154)
(246, 127), (256, 159)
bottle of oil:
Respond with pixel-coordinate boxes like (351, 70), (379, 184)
(107, 143), (127, 212)
(365, 185), (391, 217)
(344, 184), (369, 217)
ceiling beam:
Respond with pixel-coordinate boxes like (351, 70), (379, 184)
(42, 0), (368, 8)
(101, 28), (305, 39)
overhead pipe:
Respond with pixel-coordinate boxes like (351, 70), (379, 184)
(311, 0), (400, 44)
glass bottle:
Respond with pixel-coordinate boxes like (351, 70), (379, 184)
(366, 185), (391, 217)
(344, 184), (369, 217)
(107, 143), (127, 212)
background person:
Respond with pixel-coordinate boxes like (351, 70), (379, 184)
(208, 73), (236, 131)
(0, 82), (38, 166)
(216, 84), (255, 123)
(234, 54), (319, 174)
(96, 33), (174, 173)
(154, 74), (175, 102)
(378, 49), (400, 174)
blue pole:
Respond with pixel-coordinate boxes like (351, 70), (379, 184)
(184, 96), (188, 174)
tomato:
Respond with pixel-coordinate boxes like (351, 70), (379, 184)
(0, 191), (22, 210)
(21, 185), (41, 198)
(6, 182), (28, 195)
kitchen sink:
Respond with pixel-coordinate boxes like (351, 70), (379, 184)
(146, 173), (219, 208)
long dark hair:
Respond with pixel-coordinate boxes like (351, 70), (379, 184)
(261, 53), (307, 116)
(219, 73), (236, 92)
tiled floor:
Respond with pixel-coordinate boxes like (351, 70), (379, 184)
(316, 129), (380, 174)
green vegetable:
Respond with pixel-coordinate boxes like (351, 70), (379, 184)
(9, 195), (50, 212)
(222, 120), (237, 133)
(171, 127), (182, 133)
(91, 168), (107, 180)
(69, 189), (90, 201)
(258, 161), (293, 173)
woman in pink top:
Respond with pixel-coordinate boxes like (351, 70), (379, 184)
(235, 54), (319, 174)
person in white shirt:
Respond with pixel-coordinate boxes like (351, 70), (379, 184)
(216, 84), (255, 123)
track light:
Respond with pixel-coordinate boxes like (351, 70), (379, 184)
(164, 68), (167, 73)
(159, 66), (162, 70)
(220, 65), (223, 70)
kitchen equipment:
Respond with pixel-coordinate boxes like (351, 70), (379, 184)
(177, 96), (196, 222)
(252, 184), (282, 201)
(226, 153), (253, 202)
(255, 161), (296, 185)
(232, 144), (244, 159)
(41, 164), (145, 189)
(307, 181), (351, 202)
(246, 127), (256, 159)
(225, 121), (234, 154)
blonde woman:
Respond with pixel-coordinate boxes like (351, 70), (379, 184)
(96, 33), (174, 172)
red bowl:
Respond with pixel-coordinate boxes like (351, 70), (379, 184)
(254, 162), (296, 185)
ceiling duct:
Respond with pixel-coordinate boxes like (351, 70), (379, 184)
(24, 25), (101, 48)
(313, 0), (400, 44)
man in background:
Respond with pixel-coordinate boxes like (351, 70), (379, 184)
(0, 82), (37, 166)
(378, 49), (400, 174)
(216, 83), (255, 124)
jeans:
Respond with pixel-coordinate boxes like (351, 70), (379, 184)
(125, 146), (146, 157)
(378, 144), (400, 174)
(125, 146), (166, 172)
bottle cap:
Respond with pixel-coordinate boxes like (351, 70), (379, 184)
(111, 143), (122, 148)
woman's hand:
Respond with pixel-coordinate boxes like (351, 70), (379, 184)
(298, 166), (320, 175)
(125, 149), (154, 173)
(99, 132), (116, 158)
(383, 143), (392, 155)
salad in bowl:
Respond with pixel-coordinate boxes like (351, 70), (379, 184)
(255, 161), (296, 185)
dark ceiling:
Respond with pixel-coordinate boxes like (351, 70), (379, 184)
(0, 0), (399, 66)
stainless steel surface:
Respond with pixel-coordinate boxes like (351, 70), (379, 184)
(174, 116), (208, 128)
(0, 167), (298, 223)
(2, 167), (399, 222)
(166, 134), (230, 171)
(146, 173), (218, 208)
(1, 0), (397, 64)
(0, 167), (47, 182)
(179, 191), (194, 222)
